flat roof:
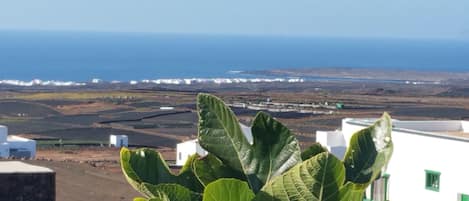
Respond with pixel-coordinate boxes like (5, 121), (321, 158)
(7, 135), (35, 142)
(442, 131), (469, 138)
(347, 119), (469, 142)
(0, 161), (53, 173)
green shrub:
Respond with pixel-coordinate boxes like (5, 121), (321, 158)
(121, 93), (393, 201)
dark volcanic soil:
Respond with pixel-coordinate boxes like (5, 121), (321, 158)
(35, 127), (178, 148)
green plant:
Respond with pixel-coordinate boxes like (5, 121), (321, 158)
(121, 93), (393, 201)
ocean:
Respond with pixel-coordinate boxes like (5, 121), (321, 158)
(0, 31), (468, 81)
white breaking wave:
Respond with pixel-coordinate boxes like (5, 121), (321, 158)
(0, 77), (305, 87)
(227, 70), (243, 74)
(0, 79), (86, 87)
(91, 78), (102, 84)
(132, 78), (304, 85)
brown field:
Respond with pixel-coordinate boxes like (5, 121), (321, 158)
(1, 80), (469, 200)
(30, 147), (175, 201)
(29, 160), (140, 201)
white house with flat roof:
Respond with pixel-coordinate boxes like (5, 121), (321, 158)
(317, 118), (469, 201)
(109, 134), (128, 148)
(0, 125), (36, 159)
(176, 139), (207, 166)
(176, 123), (253, 166)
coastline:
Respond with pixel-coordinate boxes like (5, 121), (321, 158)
(1, 67), (467, 87)
(243, 67), (469, 82)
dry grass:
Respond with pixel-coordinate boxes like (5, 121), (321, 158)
(12, 91), (147, 100)
(56, 102), (132, 115)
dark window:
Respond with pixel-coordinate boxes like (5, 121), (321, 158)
(425, 170), (440, 192)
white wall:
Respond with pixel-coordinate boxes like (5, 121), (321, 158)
(176, 140), (198, 166)
(316, 131), (347, 159)
(387, 129), (469, 201)
(316, 131), (345, 147)
(0, 125), (37, 159)
(0, 126), (7, 142)
(0, 142), (9, 158)
(110, 135), (128, 148)
(7, 136), (36, 158)
(462, 121), (469, 132)
(342, 120), (469, 201)
(341, 118), (366, 146)
(195, 141), (208, 156)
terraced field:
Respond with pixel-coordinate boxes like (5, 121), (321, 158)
(0, 100), (60, 117)
(1, 86), (469, 152)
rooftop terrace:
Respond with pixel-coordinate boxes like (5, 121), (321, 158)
(348, 119), (469, 141)
(0, 161), (53, 174)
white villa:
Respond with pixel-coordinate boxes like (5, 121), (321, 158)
(317, 118), (469, 201)
(0, 125), (36, 159)
(175, 117), (469, 201)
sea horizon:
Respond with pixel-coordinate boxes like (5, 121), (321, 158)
(1, 30), (468, 82)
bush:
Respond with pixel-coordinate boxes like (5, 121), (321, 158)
(121, 93), (393, 201)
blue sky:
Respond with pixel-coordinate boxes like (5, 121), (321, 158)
(0, 0), (468, 39)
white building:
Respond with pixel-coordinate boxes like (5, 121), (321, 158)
(109, 134), (128, 148)
(160, 106), (175, 110)
(176, 124), (253, 166)
(176, 139), (207, 166)
(317, 118), (469, 201)
(0, 125), (36, 159)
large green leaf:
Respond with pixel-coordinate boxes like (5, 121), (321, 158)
(255, 152), (347, 201)
(301, 142), (327, 160)
(202, 178), (255, 201)
(133, 198), (146, 201)
(343, 112), (393, 185)
(133, 197), (162, 201)
(197, 93), (251, 173)
(338, 182), (367, 201)
(141, 183), (202, 201)
(120, 148), (204, 197)
(197, 94), (301, 192)
(193, 154), (245, 186)
(248, 112), (302, 190)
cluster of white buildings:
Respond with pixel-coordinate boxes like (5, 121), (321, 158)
(176, 118), (469, 201)
(0, 125), (36, 159)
